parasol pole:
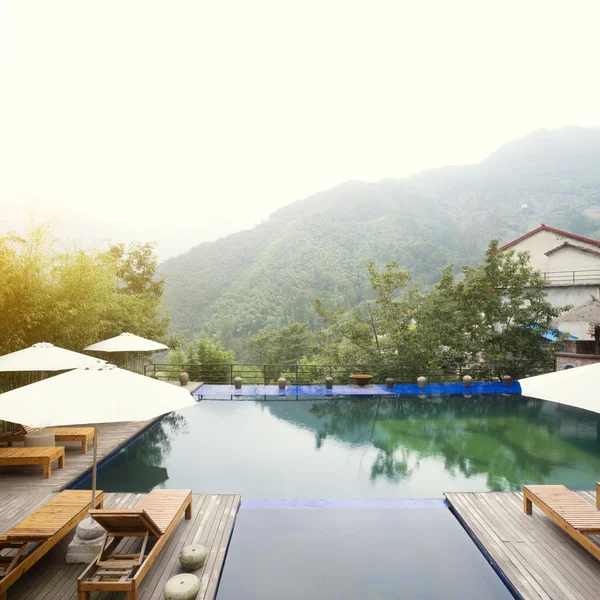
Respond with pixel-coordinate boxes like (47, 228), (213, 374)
(91, 426), (98, 508)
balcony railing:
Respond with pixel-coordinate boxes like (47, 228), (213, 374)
(542, 269), (600, 286)
(144, 359), (554, 385)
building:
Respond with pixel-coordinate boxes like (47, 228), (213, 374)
(499, 224), (600, 340)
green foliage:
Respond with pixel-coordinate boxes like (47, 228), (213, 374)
(417, 241), (568, 375)
(247, 323), (312, 364)
(313, 240), (565, 378)
(0, 226), (169, 355)
(161, 127), (600, 353)
(167, 338), (234, 383)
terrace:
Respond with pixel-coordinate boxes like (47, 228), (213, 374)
(0, 360), (599, 599)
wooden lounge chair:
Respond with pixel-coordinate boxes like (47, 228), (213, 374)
(0, 447), (65, 478)
(0, 489), (104, 600)
(78, 489), (193, 600)
(523, 484), (600, 560)
(0, 424), (94, 454)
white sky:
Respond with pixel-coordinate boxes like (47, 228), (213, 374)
(1, 0), (600, 257)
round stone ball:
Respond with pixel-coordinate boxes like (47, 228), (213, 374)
(179, 544), (208, 571)
(417, 376), (427, 389)
(462, 375), (473, 388)
(164, 573), (200, 600)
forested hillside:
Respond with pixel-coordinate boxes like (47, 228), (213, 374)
(160, 127), (600, 356)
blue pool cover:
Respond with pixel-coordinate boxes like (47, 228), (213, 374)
(195, 381), (521, 398)
(216, 499), (514, 599)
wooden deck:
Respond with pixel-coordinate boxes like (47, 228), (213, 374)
(4, 491), (240, 599)
(445, 490), (600, 600)
(0, 420), (158, 492)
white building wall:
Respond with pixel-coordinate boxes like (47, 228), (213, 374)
(507, 229), (600, 272)
(503, 229), (600, 341)
(546, 247), (600, 271)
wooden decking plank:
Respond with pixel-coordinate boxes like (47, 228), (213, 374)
(496, 494), (599, 600)
(0, 419), (159, 493)
(446, 490), (600, 600)
(446, 492), (548, 600)
(2, 491), (236, 600)
(145, 494), (228, 600)
(142, 494), (212, 597)
(502, 491), (600, 597)
(203, 494), (240, 600)
(197, 495), (237, 600)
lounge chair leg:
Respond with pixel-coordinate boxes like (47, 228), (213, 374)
(523, 494), (532, 515)
(78, 591), (90, 600)
(185, 501), (192, 519)
(44, 463), (51, 478)
(127, 589), (139, 600)
(58, 454), (65, 468)
(82, 439), (88, 454)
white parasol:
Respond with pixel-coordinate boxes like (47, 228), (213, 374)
(0, 342), (105, 372)
(0, 364), (196, 506)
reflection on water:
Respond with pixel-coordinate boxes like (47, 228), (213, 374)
(76, 396), (600, 499)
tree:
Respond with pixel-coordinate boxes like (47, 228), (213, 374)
(246, 323), (312, 364)
(416, 240), (568, 376)
(313, 240), (565, 378)
(0, 226), (170, 355)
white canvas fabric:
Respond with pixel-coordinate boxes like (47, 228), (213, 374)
(0, 364), (195, 427)
(519, 362), (600, 414)
(84, 332), (168, 352)
(0, 343), (105, 372)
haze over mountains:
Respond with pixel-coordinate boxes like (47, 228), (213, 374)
(160, 127), (600, 355)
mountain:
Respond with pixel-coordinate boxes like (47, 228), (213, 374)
(160, 127), (600, 355)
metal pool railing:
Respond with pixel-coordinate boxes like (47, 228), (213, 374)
(144, 359), (554, 385)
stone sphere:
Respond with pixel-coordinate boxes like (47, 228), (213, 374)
(179, 372), (189, 386)
(462, 375), (473, 388)
(502, 375), (512, 387)
(76, 516), (106, 541)
(325, 376), (334, 389)
(179, 544), (208, 571)
(278, 377), (287, 390)
(385, 377), (394, 389)
(417, 376), (427, 389)
(164, 574), (200, 600)
(234, 376), (243, 389)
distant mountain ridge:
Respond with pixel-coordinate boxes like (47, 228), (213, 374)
(160, 127), (600, 355)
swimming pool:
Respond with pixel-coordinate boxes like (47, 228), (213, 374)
(75, 395), (600, 499)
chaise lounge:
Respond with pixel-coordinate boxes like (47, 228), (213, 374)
(0, 489), (104, 600)
(0, 446), (65, 478)
(0, 424), (95, 454)
(523, 484), (600, 560)
(78, 489), (193, 600)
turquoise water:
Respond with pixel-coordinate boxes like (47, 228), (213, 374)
(76, 395), (600, 499)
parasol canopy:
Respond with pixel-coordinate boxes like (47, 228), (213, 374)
(0, 363), (194, 427)
(519, 361), (600, 414)
(0, 342), (105, 372)
(84, 332), (168, 353)
(0, 363), (196, 506)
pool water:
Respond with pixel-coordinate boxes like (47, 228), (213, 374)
(76, 395), (600, 499)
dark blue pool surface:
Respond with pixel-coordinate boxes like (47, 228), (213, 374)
(216, 499), (513, 600)
(195, 381), (521, 398)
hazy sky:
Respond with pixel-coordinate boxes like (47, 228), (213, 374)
(1, 0), (600, 257)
